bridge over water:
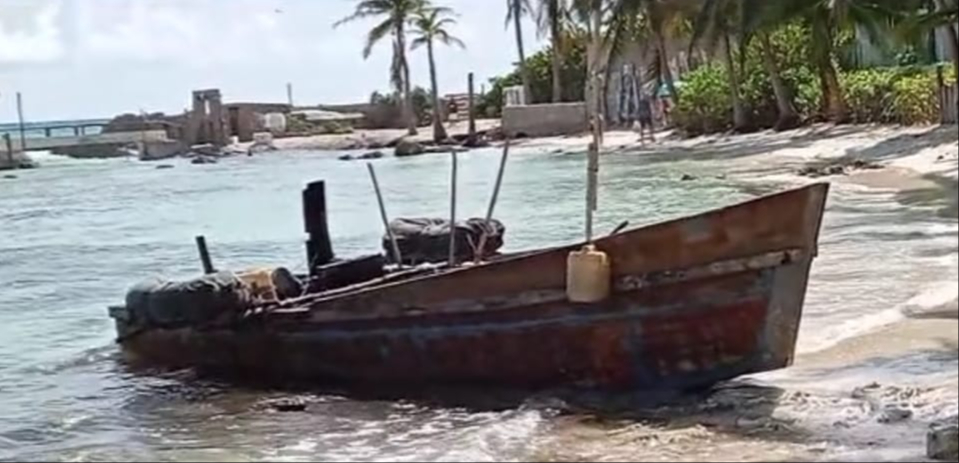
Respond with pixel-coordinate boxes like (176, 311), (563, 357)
(0, 118), (171, 155)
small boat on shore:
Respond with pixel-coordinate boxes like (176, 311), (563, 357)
(109, 182), (829, 392)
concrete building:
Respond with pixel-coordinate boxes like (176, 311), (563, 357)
(225, 102), (291, 142)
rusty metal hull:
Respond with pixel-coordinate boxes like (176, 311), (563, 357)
(115, 183), (830, 391)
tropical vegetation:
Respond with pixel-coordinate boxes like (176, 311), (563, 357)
(335, 0), (958, 137)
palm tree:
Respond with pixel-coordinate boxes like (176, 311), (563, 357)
(335, 0), (425, 135)
(758, 31), (802, 130)
(903, 0), (959, 76)
(930, 0), (958, 77)
(535, 0), (569, 102)
(691, 0), (753, 132)
(745, 0), (911, 123)
(603, 0), (694, 103)
(507, 0), (535, 103)
(411, 6), (466, 142)
(712, 0), (801, 130)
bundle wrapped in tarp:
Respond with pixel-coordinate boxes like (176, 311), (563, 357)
(125, 271), (254, 329)
(383, 218), (505, 265)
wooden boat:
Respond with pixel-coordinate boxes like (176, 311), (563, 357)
(110, 183), (829, 391)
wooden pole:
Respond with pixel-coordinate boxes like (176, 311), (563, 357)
(3, 133), (13, 165)
(448, 152), (458, 267)
(474, 139), (510, 261)
(585, 7), (603, 244)
(368, 163), (403, 265)
(195, 236), (215, 274)
(16, 92), (27, 153)
(937, 65), (946, 125)
(467, 72), (477, 144)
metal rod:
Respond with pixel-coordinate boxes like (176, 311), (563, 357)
(448, 151), (458, 267)
(195, 236), (215, 274)
(16, 92), (26, 153)
(368, 163), (403, 265)
(467, 72), (477, 144)
(474, 139), (510, 261)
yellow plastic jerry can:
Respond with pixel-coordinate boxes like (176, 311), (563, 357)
(566, 244), (611, 303)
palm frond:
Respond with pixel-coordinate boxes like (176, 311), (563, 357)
(333, 0), (393, 28)
(506, 0), (534, 28)
(363, 17), (395, 58)
(437, 30), (467, 48)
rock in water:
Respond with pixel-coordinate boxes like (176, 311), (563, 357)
(681, 174), (697, 181)
(270, 398), (307, 413)
(155, 164), (175, 170)
(359, 151), (385, 160)
(878, 406), (912, 424)
(338, 154), (354, 161)
(928, 419), (959, 461)
(394, 140), (425, 157)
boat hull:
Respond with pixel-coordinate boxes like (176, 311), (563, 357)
(114, 183), (829, 391)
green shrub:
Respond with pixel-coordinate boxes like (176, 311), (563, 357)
(893, 71), (939, 124)
(840, 66), (942, 125)
(740, 23), (821, 124)
(842, 69), (898, 123)
(672, 65), (732, 136)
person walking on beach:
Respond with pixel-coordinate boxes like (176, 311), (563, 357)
(634, 94), (656, 145)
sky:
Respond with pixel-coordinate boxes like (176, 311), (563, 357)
(0, 0), (545, 123)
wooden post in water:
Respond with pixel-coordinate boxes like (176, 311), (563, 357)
(368, 163), (403, 265)
(448, 152), (458, 267)
(3, 134), (13, 165)
(303, 180), (334, 274)
(467, 72), (477, 145)
(16, 92), (26, 153)
(195, 236), (215, 274)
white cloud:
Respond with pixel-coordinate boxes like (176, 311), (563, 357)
(0, 0), (65, 64)
(73, 0), (300, 66)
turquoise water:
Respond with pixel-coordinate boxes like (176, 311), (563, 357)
(0, 146), (955, 461)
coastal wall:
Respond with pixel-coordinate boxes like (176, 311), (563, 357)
(502, 102), (588, 137)
(319, 103), (403, 129)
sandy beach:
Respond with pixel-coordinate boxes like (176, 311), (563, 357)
(516, 123), (958, 462)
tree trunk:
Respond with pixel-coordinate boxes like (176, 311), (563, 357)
(723, 33), (751, 132)
(512, 0), (533, 104)
(427, 41), (447, 142)
(657, 32), (679, 101)
(817, 57), (847, 123)
(397, 24), (418, 135)
(933, 0), (959, 77)
(551, 14), (564, 103)
(812, 19), (847, 123)
(760, 32), (801, 131)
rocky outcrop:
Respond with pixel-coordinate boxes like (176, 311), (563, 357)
(928, 418), (959, 461)
(0, 152), (38, 170)
(190, 155), (218, 165)
(797, 159), (883, 178)
(394, 140), (426, 157)
(339, 151), (386, 161)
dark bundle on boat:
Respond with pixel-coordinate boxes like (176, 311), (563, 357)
(123, 271), (253, 330)
(383, 217), (505, 265)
